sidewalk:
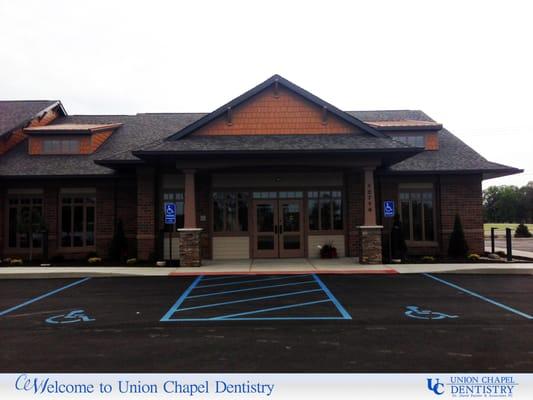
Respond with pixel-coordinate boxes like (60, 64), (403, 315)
(1, 257), (532, 279)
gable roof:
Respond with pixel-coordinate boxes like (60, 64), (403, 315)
(0, 100), (65, 137)
(167, 75), (384, 140)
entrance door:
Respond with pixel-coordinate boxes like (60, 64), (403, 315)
(252, 199), (304, 258)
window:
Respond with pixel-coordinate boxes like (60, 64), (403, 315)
(42, 139), (81, 154)
(162, 191), (184, 230)
(7, 197), (43, 249)
(213, 192), (249, 232)
(391, 135), (425, 148)
(399, 190), (435, 241)
(308, 191), (343, 231)
(61, 196), (95, 247)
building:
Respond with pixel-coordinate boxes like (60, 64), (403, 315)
(0, 75), (521, 266)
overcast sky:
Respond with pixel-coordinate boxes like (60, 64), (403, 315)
(1, 0), (531, 188)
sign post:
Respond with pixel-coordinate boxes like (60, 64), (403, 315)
(164, 203), (177, 263)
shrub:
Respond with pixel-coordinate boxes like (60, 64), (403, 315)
(10, 258), (23, 266)
(421, 256), (435, 262)
(448, 214), (469, 258)
(88, 257), (102, 264)
(126, 258), (137, 265)
(468, 253), (481, 261)
(515, 223), (532, 238)
(496, 250), (506, 258)
(109, 219), (128, 262)
(390, 214), (407, 260)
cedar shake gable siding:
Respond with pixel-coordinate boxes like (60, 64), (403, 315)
(193, 85), (362, 136)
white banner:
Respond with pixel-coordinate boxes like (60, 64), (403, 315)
(0, 373), (531, 400)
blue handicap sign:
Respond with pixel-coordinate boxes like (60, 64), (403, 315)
(404, 305), (458, 320)
(384, 200), (395, 218)
(164, 202), (176, 224)
(45, 309), (95, 324)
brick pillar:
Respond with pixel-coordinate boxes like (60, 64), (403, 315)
(358, 226), (383, 263)
(180, 169), (202, 267)
(43, 183), (59, 257)
(137, 167), (156, 261)
(358, 166), (383, 263)
(96, 182), (115, 257)
(178, 228), (202, 267)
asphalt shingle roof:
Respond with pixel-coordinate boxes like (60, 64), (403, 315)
(0, 108), (520, 178)
(0, 100), (60, 137)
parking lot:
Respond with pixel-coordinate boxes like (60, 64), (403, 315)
(0, 273), (532, 372)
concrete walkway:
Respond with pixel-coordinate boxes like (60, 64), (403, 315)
(1, 257), (532, 279)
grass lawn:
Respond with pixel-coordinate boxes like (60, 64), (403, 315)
(484, 223), (533, 236)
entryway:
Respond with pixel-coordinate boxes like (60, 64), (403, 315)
(252, 199), (304, 258)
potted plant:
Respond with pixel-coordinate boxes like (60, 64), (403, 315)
(318, 241), (338, 259)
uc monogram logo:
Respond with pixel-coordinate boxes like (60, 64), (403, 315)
(427, 378), (445, 395)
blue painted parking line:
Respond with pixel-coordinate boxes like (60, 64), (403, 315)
(161, 274), (351, 322)
(195, 275), (306, 289)
(212, 299), (332, 320)
(187, 279), (317, 299)
(0, 277), (91, 317)
(174, 288), (323, 313)
(424, 273), (533, 320)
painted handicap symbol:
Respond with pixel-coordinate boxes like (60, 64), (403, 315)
(45, 309), (95, 324)
(405, 305), (458, 320)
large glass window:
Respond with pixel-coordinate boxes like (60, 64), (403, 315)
(308, 191), (343, 231)
(61, 195), (95, 247)
(213, 192), (249, 233)
(162, 192), (184, 230)
(7, 197), (43, 249)
(399, 190), (435, 241)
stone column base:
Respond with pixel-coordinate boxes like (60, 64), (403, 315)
(178, 228), (202, 267)
(357, 225), (383, 264)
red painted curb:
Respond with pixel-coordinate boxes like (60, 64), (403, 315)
(168, 269), (398, 277)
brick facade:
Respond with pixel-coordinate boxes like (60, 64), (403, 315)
(346, 171), (364, 257)
(136, 167), (156, 261)
(439, 174), (484, 255)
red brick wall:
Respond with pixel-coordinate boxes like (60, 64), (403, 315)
(0, 187), (4, 258)
(195, 173), (211, 259)
(439, 174), (484, 255)
(116, 178), (138, 257)
(96, 181), (115, 257)
(136, 167), (156, 260)
(193, 85), (360, 136)
(346, 171), (364, 257)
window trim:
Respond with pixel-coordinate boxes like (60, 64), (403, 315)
(398, 186), (436, 242)
(212, 191), (250, 235)
(59, 194), (96, 249)
(307, 190), (344, 234)
(6, 195), (44, 250)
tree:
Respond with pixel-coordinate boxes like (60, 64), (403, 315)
(448, 214), (469, 258)
(390, 214), (407, 260)
(483, 184), (533, 223)
(109, 219), (128, 262)
(515, 223), (532, 238)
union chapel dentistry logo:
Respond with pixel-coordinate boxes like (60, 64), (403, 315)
(426, 376), (518, 397)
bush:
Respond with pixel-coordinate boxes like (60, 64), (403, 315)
(88, 257), (102, 264)
(109, 219), (128, 262)
(421, 256), (435, 262)
(468, 253), (481, 261)
(126, 258), (137, 265)
(10, 258), (23, 266)
(448, 214), (469, 258)
(496, 250), (506, 258)
(515, 223), (532, 238)
(390, 214), (407, 260)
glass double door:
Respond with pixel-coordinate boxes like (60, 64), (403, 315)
(252, 199), (304, 258)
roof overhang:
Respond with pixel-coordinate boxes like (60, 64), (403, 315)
(24, 123), (123, 136)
